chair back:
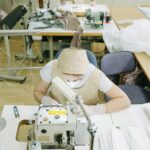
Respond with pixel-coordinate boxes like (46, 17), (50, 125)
(101, 51), (136, 76)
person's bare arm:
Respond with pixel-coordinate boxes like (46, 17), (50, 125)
(81, 85), (131, 116)
(33, 80), (50, 103)
(105, 85), (131, 113)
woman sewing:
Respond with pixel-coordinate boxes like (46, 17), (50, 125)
(34, 27), (130, 116)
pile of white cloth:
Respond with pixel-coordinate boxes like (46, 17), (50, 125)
(103, 19), (150, 56)
(93, 126), (150, 150)
(92, 103), (150, 150)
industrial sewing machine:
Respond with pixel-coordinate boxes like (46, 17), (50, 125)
(28, 77), (96, 150)
(0, 74), (98, 150)
(85, 9), (111, 29)
(28, 104), (90, 150)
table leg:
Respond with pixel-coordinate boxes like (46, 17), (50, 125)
(48, 36), (54, 60)
(4, 35), (11, 66)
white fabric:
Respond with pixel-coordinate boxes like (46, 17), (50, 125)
(93, 126), (150, 150)
(93, 127), (129, 150)
(103, 19), (150, 56)
(127, 127), (150, 150)
(40, 60), (113, 93)
(78, 104), (106, 116)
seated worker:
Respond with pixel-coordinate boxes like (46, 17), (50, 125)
(34, 28), (131, 115)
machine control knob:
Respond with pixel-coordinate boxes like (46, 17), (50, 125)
(41, 129), (47, 134)
(54, 115), (60, 119)
(43, 117), (48, 122)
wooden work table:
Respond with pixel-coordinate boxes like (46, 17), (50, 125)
(134, 52), (150, 82)
(111, 6), (150, 82)
(110, 6), (146, 29)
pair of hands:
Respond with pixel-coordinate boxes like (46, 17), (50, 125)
(41, 96), (106, 116)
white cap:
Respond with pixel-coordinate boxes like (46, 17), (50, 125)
(58, 48), (89, 75)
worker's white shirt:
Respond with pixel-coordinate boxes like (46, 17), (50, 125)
(40, 60), (113, 93)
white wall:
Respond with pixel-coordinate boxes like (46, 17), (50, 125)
(1, 0), (150, 10)
(96, 0), (150, 6)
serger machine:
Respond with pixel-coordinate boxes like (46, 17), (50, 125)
(28, 77), (97, 150)
(29, 104), (90, 150)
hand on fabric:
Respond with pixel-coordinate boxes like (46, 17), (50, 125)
(41, 96), (58, 105)
(78, 104), (106, 116)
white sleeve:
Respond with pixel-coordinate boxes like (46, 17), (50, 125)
(99, 71), (113, 93)
(40, 60), (55, 83)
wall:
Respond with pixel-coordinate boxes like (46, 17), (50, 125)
(1, 0), (150, 10)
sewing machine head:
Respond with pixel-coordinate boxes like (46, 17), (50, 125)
(29, 104), (90, 150)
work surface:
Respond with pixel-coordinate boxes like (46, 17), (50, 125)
(134, 52), (150, 82)
(1, 104), (150, 150)
(111, 6), (146, 29)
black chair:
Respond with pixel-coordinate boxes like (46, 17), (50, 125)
(0, 5), (27, 83)
(100, 51), (150, 104)
(55, 49), (97, 67)
(0, 5), (27, 29)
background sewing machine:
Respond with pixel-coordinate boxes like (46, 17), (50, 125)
(85, 9), (111, 29)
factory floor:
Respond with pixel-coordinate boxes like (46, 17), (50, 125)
(0, 37), (43, 141)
